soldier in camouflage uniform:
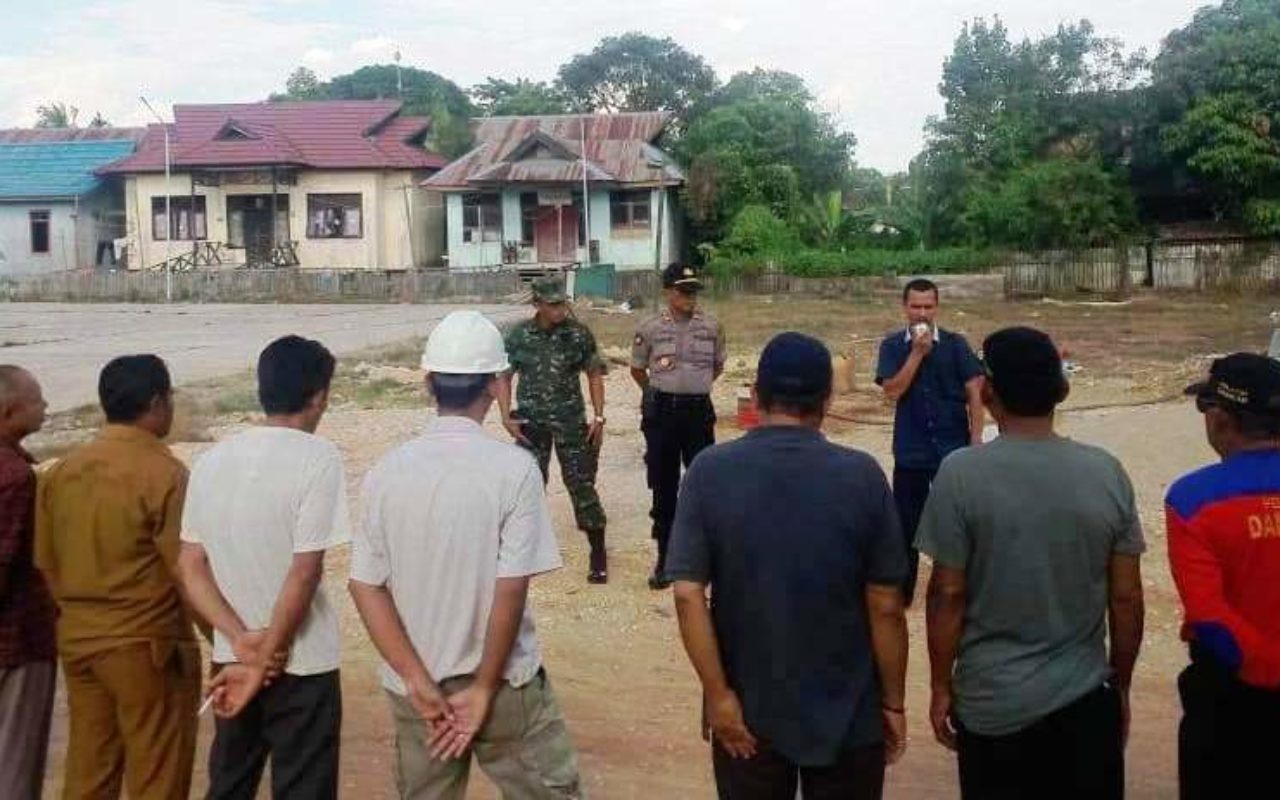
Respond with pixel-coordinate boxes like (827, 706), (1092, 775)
(499, 276), (610, 583)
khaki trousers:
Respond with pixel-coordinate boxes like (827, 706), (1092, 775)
(388, 671), (583, 800)
(61, 640), (200, 800)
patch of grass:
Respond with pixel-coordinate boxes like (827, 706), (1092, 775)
(335, 377), (424, 409)
(369, 339), (425, 368)
(212, 387), (261, 416)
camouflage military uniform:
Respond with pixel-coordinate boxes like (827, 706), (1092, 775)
(505, 316), (608, 535)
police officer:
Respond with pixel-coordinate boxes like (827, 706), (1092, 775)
(499, 276), (610, 583)
(631, 263), (726, 590)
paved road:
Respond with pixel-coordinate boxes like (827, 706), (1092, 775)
(0, 303), (525, 411)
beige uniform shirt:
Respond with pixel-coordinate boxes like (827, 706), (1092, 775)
(631, 309), (726, 395)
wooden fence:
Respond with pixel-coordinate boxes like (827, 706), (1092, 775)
(1002, 248), (1140, 298)
(1153, 239), (1280, 292)
(1001, 238), (1280, 298)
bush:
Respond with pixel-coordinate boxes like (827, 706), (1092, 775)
(707, 247), (997, 278)
(721, 204), (800, 256)
(1244, 198), (1280, 236)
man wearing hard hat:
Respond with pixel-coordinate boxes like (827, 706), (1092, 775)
(348, 311), (582, 799)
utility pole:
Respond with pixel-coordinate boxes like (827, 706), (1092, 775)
(394, 51), (403, 98)
(140, 95), (172, 302)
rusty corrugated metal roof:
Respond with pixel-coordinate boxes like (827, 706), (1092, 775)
(425, 112), (683, 190)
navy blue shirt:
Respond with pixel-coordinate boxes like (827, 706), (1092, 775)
(876, 327), (983, 470)
(665, 426), (907, 766)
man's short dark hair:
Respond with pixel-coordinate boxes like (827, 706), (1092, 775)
(1228, 408), (1280, 440)
(428, 373), (491, 410)
(756, 383), (830, 417)
(983, 327), (1066, 418)
(902, 278), (939, 304)
(258, 336), (336, 415)
(98, 355), (171, 423)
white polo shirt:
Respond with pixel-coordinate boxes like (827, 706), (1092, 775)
(351, 415), (562, 695)
(181, 426), (351, 675)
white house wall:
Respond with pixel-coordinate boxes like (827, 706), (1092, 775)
(125, 169), (442, 270)
(445, 187), (678, 272)
(0, 202), (76, 275)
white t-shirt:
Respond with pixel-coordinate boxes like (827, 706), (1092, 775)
(351, 415), (562, 695)
(181, 426), (351, 675)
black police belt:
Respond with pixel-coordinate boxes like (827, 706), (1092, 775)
(651, 390), (712, 407)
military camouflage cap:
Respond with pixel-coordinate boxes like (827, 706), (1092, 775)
(532, 276), (568, 303)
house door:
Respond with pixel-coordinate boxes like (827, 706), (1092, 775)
(228, 195), (289, 267)
(243, 209), (274, 266)
(535, 205), (578, 263)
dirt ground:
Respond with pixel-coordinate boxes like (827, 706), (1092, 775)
(30, 291), (1279, 798)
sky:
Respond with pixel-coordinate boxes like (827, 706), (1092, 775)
(0, 0), (1210, 171)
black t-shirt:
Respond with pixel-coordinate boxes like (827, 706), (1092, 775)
(666, 426), (907, 766)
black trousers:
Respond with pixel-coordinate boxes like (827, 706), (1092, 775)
(1179, 659), (1280, 800)
(207, 670), (342, 800)
(892, 466), (937, 605)
(956, 683), (1124, 800)
(642, 391), (715, 568)
(712, 741), (885, 800)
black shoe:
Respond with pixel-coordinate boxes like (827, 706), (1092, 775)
(587, 534), (607, 585)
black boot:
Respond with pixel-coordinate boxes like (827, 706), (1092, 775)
(648, 533), (671, 590)
(586, 529), (607, 584)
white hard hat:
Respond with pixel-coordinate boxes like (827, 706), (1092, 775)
(420, 310), (510, 374)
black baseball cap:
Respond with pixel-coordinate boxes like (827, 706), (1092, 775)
(756, 332), (832, 400)
(1185, 353), (1280, 416)
(662, 262), (703, 291)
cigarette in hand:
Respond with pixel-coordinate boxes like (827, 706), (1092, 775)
(198, 693), (216, 716)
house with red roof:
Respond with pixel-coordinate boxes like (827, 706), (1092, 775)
(99, 100), (447, 270)
(424, 112), (685, 272)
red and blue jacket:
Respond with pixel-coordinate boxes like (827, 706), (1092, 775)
(1165, 449), (1280, 689)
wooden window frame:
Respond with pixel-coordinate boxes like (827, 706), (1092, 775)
(29, 210), (50, 254)
(462, 193), (502, 244)
(306, 194), (363, 240)
(609, 190), (651, 234)
(151, 196), (208, 241)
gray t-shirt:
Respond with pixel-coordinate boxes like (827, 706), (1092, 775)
(915, 435), (1145, 736)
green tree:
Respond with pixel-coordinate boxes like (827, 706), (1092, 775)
(1149, 1), (1280, 228)
(35, 102), (78, 128)
(87, 112), (111, 129)
(284, 66), (324, 100)
(472, 78), (570, 116)
(917, 16), (1144, 247)
(712, 69), (813, 108)
(677, 70), (854, 246)
(272, 64), (476, 157)
(961, 157), (1135, 249)
(798, 191), (845, 248)
(1163, 93), (1280, 202)
(556, 32), (718, 128)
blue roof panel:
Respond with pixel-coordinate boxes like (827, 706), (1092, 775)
(0, 140), (137, 199)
